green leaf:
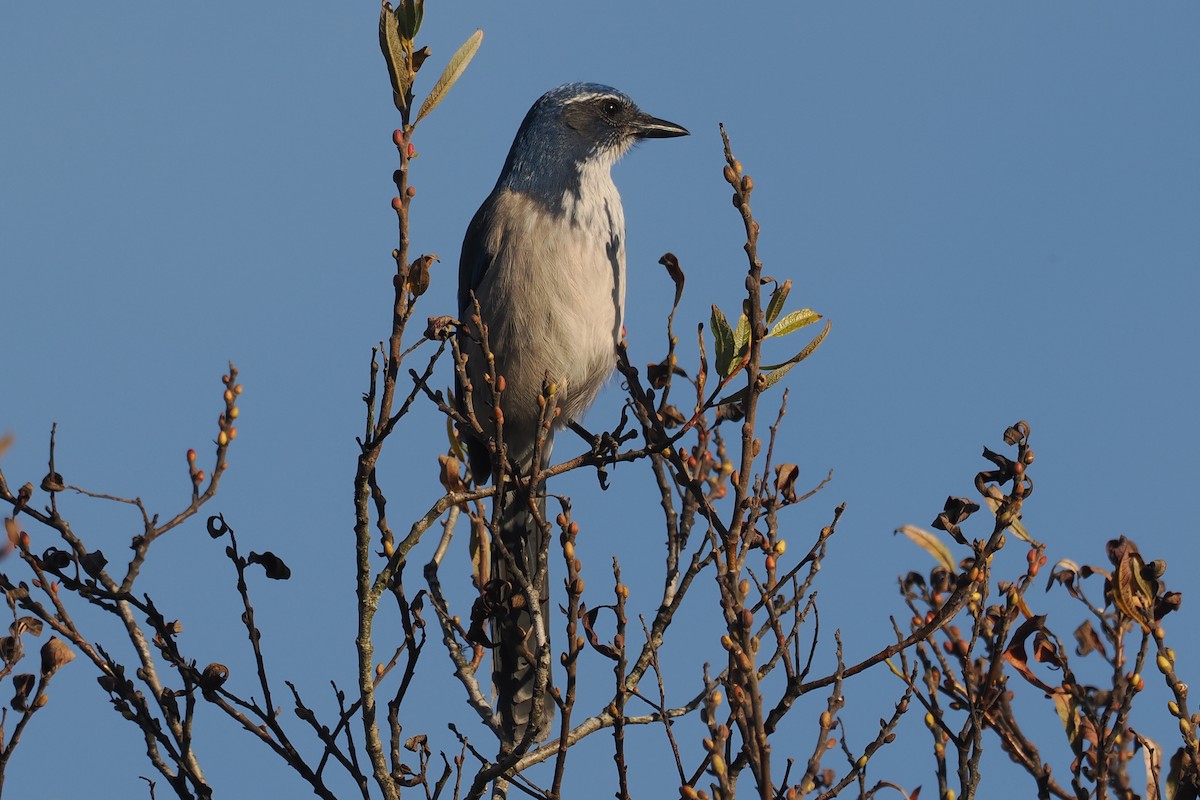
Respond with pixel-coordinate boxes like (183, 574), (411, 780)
(765, 278), (791, 325)
(733, 312), (750, 358)
(710, 305), (735, 378)
(762, 318), (830, 371)
(718, 319), (831, 405)
(415, 28), (483, 125)
(768, 308), (820, 338)
(378, 4), (412, 112)
(396, 0), (423, 40)
(895, 525), (957, 571)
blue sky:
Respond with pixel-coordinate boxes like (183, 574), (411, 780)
(2, 2), (1198, 798)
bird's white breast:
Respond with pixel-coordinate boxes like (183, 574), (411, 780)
(475, 172), (626, 437)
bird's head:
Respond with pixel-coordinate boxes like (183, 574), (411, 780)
(498, 83), (688, 196)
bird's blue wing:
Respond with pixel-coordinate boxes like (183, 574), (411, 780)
(456, 196), (497, 482)
(458, 198), (495, 317)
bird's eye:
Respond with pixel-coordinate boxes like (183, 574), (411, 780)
(601, 99), (621, 117)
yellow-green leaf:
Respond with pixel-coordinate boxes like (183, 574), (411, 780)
(415, 28), (483, 125)
(717, 320), (831, 405)
(762, 318), (831, 371)
(982, 495), (1034, 543)
(769, 308), (820, 338)
(895, 525), (956, 571)
(446, 414), (465, 462)
(765, 279), (791, 325)
(1050, 690), (1079, 735)
(733, 312), (750, 357)
(711, 305), (735, 378)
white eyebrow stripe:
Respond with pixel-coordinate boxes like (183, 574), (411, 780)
(563, 92), (620, 105)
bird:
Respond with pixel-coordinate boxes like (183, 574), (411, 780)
(456, 83), (687, 747)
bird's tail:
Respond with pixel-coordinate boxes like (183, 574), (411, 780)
(492, 482), (553, 747)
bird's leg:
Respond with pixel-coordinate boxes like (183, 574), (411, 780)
(568, 409), (637, 491)
(570, 419), (628, 463)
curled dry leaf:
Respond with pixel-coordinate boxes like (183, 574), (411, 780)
(1032, 629), (1065, 669)
(248, 551), (292, 580)
(200, 663), (230, 693)
(1073, 620), (1106, 658)
(80, 549), (108, 578)
(14, 483), (33, 515)
(659, 404), (686, 428)
(646, 356), (687, 390)
(1046, 559), (1085, 600)
(1109, 539), (1158, 631)
(411, 45), (431, 73)
(40, 636), (75, 677)
(1003, 616), (1059, 695)
(437, 454), (465, 494)
(424, 314), (455, 340)
(405, 253), (438, 297)
(11, 673), (35, 711)
(12, 616), (43, 638)
(40, 548), (71, 571)
(207, 514), (230, 539)
(1155, 591), (1183, 622)
(580, 603), (620, 661)
(931, 496), (975, 546)
(39, 471), (64, 493)
(775, 464), (799, 505)
(658, 252), (685, 294)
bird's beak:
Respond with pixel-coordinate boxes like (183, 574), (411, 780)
(631, 112), (689, 139)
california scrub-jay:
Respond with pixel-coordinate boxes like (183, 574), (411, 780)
(456, 83), (687, 744)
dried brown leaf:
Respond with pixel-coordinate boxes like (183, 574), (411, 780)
(40, 636), (75, 677)
(659, 252), (685, 309)
(437, 454), (465, 494)
(775, 464), (799, 505)
(1003, 616), (1058, 694)
(1073, 620), (1106, 657)
(248, 551), (292, 581)
(580, 603), (619, 661)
